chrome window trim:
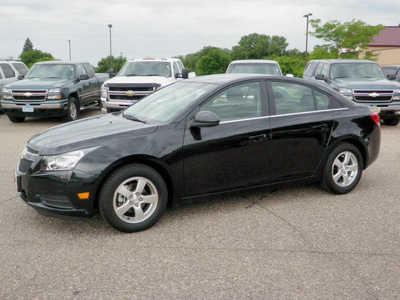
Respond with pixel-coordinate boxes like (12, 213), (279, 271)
(220, 115), (271, 124)
(271, 107), (348, 118)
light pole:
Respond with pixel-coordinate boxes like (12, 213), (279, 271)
(303, 13), (312, 66)
(68, 40), (71, 61)
(108, 24), (113, 71)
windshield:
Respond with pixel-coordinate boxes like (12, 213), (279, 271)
(26, 64), (75, 80)
(123, 82), (215, 124)
(330, 63), (386, 80)
(119, 61), (172, 77)
(228, 63), (281, 75)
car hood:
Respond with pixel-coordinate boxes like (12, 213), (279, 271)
(28, 114), (158, 155)
(333, 78), (400, 90)
(5, 78), (72, 90)
(104, 76), (175, 86)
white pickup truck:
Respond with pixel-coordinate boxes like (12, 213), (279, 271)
(100, 57), (193, 112)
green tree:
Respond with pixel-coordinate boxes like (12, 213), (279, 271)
(96, 55), (127, 73)
(21, 38), (33, 54)
(310, 19), (385, 58)
(20, 50), (55, 68)
(308, 45), (338, 60)
(270, 55), (305, 78)
(195, 48), (231, 75)
(231, 33), (288, 60)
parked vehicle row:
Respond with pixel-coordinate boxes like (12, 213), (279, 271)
(0, 60), (29, 110)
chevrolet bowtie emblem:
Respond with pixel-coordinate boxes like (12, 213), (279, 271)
(126, 90), (135, 96)
(369, 92), (380, 98)
(24, 92), (33, 97)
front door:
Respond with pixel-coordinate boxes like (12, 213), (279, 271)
(183, 80), (271, 197)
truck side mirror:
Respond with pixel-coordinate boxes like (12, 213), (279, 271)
(315, 74), (326, 80)
(109, 69), (115, 78)
(18, 74), (25, 80)
(78, 74), (89, 81)
(387, 74), (396, 80)
(181, 69), (189, 79)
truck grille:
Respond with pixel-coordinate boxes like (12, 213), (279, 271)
(353, 90), (393, 102)
(12, 90), (47, 102)
(107, 84), (160, 102)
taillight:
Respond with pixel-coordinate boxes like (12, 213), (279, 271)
(370, 113), (380, 127)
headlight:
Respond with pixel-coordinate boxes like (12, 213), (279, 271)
(101, 85), (108, 98)
(338, 88), (352, 94)
(394, 89), (400, 94)
(47, 88), (62, 100)
(2, 88), (11, 94)
(41, 150), (84, 171)
(49, 88), (61, 93)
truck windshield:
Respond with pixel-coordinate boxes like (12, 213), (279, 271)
(227, 63), (281, 75)
(123, 82), (215, 124)
(119, 62), (172, 77)
(330, 63), (386, 80)
(26, 64), (76, 80)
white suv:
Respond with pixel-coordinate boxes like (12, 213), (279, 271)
(0, 60), (29, 101)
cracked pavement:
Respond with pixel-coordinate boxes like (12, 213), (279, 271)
(0, 110), (399, 299)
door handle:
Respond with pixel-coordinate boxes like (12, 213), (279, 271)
(249, 134), (267, 142)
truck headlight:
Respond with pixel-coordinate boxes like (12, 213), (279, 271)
(47, 88), (62, 100)
(338, 88), (352, 94)
(40, 150), (84, 171)
(101, 85), (108, 98)
(393, 89), (400, 101)
(2, 87), (12, 99)
(2, 88), (11, 93)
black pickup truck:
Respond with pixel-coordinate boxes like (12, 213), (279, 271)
(1, 61), (108, 122)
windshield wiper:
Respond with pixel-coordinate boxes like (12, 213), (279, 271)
(123, 113), (148, 124)
(126, 74), (139, 76)
(147, 74), (164, 76)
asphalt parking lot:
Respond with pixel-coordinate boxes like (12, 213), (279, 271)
(0, 109), (399, 299)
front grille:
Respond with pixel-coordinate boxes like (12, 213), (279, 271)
(107, 83), (160, 103)
(12, 89), (47, 102)
(353, 90), (393, 102)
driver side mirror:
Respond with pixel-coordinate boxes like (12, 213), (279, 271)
(78, 74), (89, 81)
(190, 111), (220, 128)
(109, 68), (116, 78)
(387, 74), (396, 80)
(18, 74), (25, 80)
(315, 74), (326, 80)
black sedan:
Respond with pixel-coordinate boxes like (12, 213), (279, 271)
(15, 74), (381, 232)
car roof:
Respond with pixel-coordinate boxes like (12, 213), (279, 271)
(310, 59), (377, 65)
(34, 61), (90, 65)
(127, 58), (180, 63)
(229, 59), (279, 64)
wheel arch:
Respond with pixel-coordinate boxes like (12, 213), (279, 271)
(326, 136), (367, 169)
(92, 156), (175, 211)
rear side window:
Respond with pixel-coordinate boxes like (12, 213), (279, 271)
(303, 61), (317, 78)
(271, 81), (339, 115)
(0, 63), (16, 78)
(12, 63), (28, 75)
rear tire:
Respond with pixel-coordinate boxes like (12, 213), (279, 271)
(99, 164), (168, 233)
(8, 116), (25, 123)
(321, 143), (363, 194)
(383, 118), (399, 126)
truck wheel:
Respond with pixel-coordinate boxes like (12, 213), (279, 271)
(8, 116), (25, 123)
(383, 118), (399, 126)
(99, 164), (168, 233)
(65, 97), (79, 121)
(321, 143), (363, 194)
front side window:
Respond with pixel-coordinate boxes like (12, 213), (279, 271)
(200, 82), (262, 122)
(77, 64), (88, 77)
(12, 63), (28, 75)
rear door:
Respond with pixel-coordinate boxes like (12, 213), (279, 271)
(267, 79), (335, 182)
(183, 80), (272, 197)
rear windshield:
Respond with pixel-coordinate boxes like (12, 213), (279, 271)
(227, 63), (281, 75)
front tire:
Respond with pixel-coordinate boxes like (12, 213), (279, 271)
(99, 164), (168, 233)
(65, 97), (78, 121)
(8, 116), (25, 123)
(322, 143), (363, 194)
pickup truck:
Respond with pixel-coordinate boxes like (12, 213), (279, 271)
(100, 58), (193, 113)
(1, 61), (108, 122)
(303, 59), (400, 125)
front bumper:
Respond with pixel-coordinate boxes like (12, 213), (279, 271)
(1, 99), (69, 117)
(15, 164), (96, 218)
(372, 105), (400, 119)
(100, 97), (138, 112)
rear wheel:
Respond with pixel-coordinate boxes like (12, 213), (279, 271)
(8, 116), (25, 123)
(322, 143), (363, 194)
(383, 118), (399, 126)
(65, 97), (78, 121)
(99, 164), (168, 233)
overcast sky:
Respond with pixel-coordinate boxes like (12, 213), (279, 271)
(1, 0), (399, 66)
